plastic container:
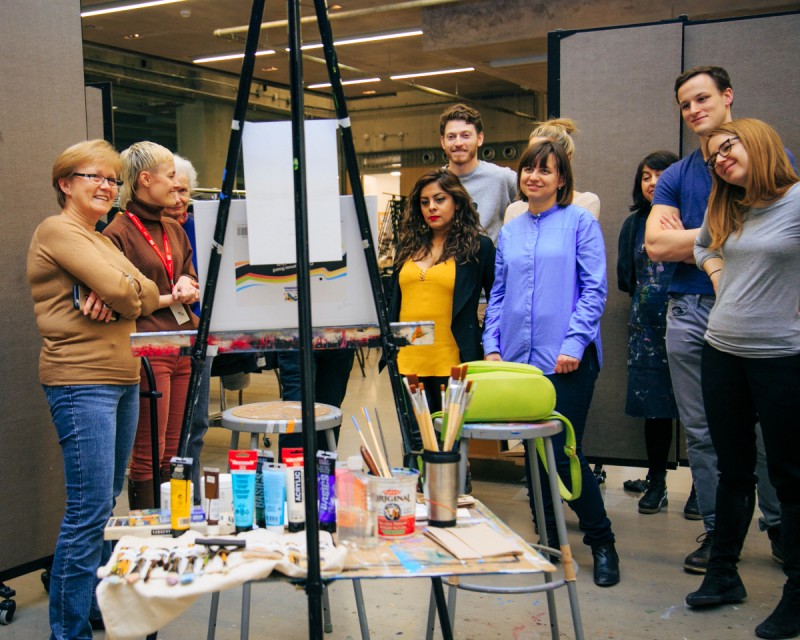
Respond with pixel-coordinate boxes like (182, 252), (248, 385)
(369, 468), (419, 538)
(336, 456), (376, 549)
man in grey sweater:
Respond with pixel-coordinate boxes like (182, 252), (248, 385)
(439, 103), (517, 242)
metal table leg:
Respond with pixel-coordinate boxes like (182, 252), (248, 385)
(527, 439), (560, 640)
(543, 436), (585, 640)
(207, 591), (220, 640)
(240, 581), (251, 640)
(430, 577), (454, 640)
(352, 579), (370, 640)
(321, 584), (333, 633)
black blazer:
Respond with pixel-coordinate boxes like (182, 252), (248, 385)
(617, 212), (641, 297)
(389, 235), (495, 363)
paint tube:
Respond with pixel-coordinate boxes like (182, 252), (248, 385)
(170, 456), (193, 537)
(255, 449), (274, 528)
(281, 447), (305, 533)
(229, 450), (258, 533)
(203, 467), (220, 526)
(317, 451), (337, 533)
(263, 463), (287, 532)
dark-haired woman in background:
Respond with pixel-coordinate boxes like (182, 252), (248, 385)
(617, 151), (680, 514)
(389, 168), (495, 449)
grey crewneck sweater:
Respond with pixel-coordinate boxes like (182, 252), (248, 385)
(694, 182), (800, 357)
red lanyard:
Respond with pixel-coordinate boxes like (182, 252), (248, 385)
(126, 211), (174, 285)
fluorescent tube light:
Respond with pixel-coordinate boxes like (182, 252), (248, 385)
(81, 0), (187, 18)
(308, 78), (381, 89)
(194, 50), (276, 64)
(300, 29), (422, 51)
(390, 67), (474, 80)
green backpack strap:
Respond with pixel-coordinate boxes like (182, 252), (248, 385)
(533, 411), (583, 502)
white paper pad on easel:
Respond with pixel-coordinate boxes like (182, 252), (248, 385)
(242, 119), (341, 265)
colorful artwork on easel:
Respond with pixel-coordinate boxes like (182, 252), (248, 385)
(193, 197), (378, 331)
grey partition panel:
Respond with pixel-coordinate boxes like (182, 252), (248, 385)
(683, 14), (800, 157)
(0, 0), (87, 578)
(557, 22), (683, 465)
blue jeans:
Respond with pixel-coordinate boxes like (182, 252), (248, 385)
(43, 384), (139, 640)
(524, 344), (615, 547)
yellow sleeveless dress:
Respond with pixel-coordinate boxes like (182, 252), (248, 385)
(396, 258), (460, 377)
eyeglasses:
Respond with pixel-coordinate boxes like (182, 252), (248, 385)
(705, 137), (740, 172)
(72, 173), (123, 188)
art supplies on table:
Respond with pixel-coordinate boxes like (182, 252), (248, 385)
(423, 522), (524, 561)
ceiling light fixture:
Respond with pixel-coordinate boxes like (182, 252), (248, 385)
(80, 0), (187, 18)
(308, 77), (381, 89)
(286, 29), (422, 53)
(390, 67), (474, 80)
(193, 50), (276, 64)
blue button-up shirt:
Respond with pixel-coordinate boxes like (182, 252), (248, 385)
(482, 203), (607, 374)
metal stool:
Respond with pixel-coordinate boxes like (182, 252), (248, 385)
(427, 419), (585, 640)
(220, 401), (342, 452)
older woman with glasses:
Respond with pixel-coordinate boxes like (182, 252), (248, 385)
(104, 141), (201, 509)
(685, 119), (800, 640)
(27, 139), (160, 638)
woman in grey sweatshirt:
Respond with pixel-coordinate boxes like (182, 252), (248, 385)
(686, 118), (800, 640)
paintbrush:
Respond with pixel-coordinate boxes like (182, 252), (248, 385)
(441, 366), (463, 448)
(351, 415), (377, 459)
(417, 382), (439, 452)
(373, 408), (393, 471)
(363, 407), (391, 477)
(449, 379), (474, 450)
(444, 367), (470, 451)
(360, 445), (381, 476)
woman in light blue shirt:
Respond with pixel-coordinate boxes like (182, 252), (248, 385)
(483, 140), (618, 587)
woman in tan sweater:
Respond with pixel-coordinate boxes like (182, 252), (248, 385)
(27, 139), (160, 638)
(103, 141), (200, 508)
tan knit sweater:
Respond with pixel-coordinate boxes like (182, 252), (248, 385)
(27, 213), (160, 385)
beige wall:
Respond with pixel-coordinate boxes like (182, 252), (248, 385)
(0, 0), (88, 575)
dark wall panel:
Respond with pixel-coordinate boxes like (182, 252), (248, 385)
(557, 22), (683, 465)
(555, 12), (800, 466)
(683, 14), (800, 156)
(0, 0), (87, 577)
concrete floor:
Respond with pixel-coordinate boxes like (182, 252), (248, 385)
(2, 352), (787, 639)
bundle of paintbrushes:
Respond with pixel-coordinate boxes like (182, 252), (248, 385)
(402, 374), (438, 452)
(351, 408), (392, 477)
(402, 369), (475, 452)
(441, 366), (475, 452)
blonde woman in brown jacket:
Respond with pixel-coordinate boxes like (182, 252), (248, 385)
(27, 139), (160, 638)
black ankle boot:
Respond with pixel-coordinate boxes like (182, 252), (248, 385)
(685, 485), (754, 605)
(591, 542), (620, 587)
(686, 571), (747, 607)
(638, 473), (668, 514)
(756, 503), (800, 639)
(756, 583), (800, 639)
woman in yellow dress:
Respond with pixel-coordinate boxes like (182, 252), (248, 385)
(389, 168), (495, 449)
